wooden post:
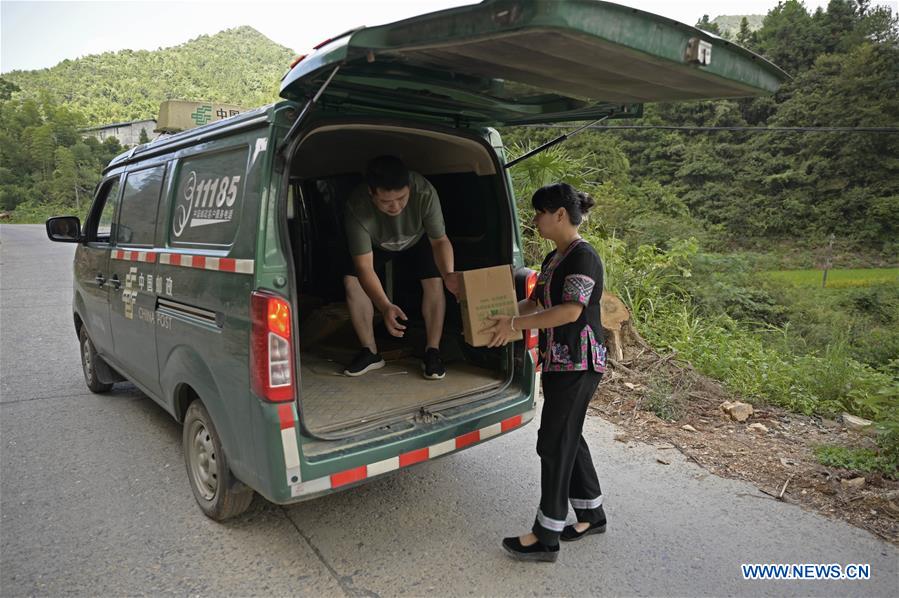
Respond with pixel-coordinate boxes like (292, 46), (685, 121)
(822, 233), (835, 289)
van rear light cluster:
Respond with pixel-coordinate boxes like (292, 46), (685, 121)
(522, 270), (539, 353)
(250, 291), (295, 402)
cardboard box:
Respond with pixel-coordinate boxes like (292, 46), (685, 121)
(459, 265), (523, 347)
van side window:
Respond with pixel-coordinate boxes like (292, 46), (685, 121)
(91, 178), (121, 243)
(117, 165), (166, 246)
(170, 147), (248, 248)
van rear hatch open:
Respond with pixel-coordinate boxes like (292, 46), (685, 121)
(279, 0), (789, 125)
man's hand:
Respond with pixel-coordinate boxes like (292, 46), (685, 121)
(443, 272), (462, 300)
(382, 304), (409, 337)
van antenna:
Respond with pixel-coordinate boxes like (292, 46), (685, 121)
(504, 115), (609, 169)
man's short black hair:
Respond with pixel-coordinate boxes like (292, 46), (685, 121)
(365, 155), (410, 191)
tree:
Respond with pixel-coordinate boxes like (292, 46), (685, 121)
(0, 78), (20, 101)
(695, 15), (722, 35)
(51, 146), (79, 208)
(26, 123), (56, 181)
(737, 17), (755, 47)
(755, 0), (825, 75)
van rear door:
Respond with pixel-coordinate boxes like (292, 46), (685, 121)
(279, 0), (788, 126)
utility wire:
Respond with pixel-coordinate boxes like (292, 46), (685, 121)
(521, 124), (899, 134)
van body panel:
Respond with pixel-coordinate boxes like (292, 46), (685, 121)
(150, 126), (269, 484)
(280, 0), (788, 125)
(75, 242), (114, 352)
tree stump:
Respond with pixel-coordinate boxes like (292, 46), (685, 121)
(600, 291), (630, 362)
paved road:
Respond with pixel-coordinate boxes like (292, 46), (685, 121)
(1, 224), (896, 597)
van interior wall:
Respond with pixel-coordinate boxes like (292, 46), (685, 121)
(285, 125), (511, 435)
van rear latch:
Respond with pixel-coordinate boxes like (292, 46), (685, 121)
(415, 408), (440, 425)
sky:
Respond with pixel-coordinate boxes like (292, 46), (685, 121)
(1, 0), (891, 74)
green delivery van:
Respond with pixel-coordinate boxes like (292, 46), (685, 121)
(46, 0), (787, 520)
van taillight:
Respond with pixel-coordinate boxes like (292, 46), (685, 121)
(523, 271), (539, 352)
(250, 291), (295, 402)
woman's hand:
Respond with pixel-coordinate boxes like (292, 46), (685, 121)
(484, 315), (516, 348)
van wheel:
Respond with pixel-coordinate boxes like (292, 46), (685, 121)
(182, 400), (254, 521)
(79, 328), (112, 393)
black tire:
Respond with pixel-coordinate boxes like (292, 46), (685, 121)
(182, 400), (254, 521)
(79, 327), (113, 393)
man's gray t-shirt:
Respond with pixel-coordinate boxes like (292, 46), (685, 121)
(344, 171), (446, 255)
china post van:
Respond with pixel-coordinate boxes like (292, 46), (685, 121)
(46, 0), (786, 520)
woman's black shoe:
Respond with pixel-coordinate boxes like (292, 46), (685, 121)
(560, 520), (607, 542)
(501, 537), (559, 562)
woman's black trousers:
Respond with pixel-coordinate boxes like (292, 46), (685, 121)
(531, 369), (605, 546)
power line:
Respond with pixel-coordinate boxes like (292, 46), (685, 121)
(522, 124), (899, 134)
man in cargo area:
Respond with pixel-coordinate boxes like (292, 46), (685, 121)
(341, 155), (461, 379)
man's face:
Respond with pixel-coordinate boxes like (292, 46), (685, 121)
(369, 186), (410, 216)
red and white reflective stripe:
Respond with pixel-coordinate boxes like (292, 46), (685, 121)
(111, 250), (254, 274)
(278, 403), (302, 485)
(110, 249), (157, 263)
(289, 410), (535, 498)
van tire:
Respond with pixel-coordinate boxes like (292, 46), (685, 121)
(182, 400), (254, 521)
(79, 328), (113, 393)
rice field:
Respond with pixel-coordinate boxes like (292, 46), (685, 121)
(760, 268), (899, 288)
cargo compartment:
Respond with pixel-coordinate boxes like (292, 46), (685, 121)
(286, 123), (515, 437)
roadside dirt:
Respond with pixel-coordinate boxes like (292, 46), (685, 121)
(588, 325), (899, 545)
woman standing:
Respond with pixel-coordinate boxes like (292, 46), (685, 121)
(486, 183), (607, 563)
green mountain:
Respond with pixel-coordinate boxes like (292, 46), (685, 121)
(712, 14), (765, 36)
(3, 26), (297, 126)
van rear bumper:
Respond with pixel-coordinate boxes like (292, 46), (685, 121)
(252, 381), (536, 504)
(285, 407), (535, 503)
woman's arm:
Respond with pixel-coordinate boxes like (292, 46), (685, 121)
(518, 298), (539, 316)
(484, 303), (583, 348)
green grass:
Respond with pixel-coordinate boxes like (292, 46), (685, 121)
(814, 445), (897, 478)
(760, 268), (899, 288)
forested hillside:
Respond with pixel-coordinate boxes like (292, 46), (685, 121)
(0, 26), (295, 216)
(2, 26), (295, 124)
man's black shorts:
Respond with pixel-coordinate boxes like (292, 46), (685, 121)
(342, 235), (441, 281)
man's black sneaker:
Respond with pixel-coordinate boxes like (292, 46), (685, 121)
(343, 348), (385, 377)
(501, 536), (559, 562)
(422, 347), (445, 380)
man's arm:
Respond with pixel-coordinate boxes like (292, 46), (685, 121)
(352, 252), (408, 337)
(429, 235), (454, 279)
(352, 252), (391, 312)
(429, 235), (462, 298)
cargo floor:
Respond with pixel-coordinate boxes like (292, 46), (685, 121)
(298, 353), (503, 433)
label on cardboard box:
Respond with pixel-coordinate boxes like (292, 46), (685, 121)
(459, 265), (523, 347)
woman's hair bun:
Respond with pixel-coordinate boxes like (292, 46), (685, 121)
(577, 191), (595, 214)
